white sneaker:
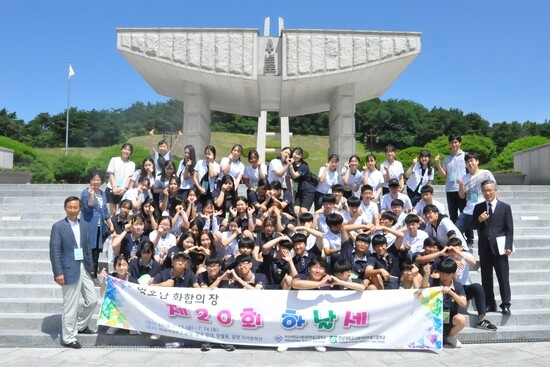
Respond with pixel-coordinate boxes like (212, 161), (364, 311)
(106, 327), (118, 335)
(129, 330), (139, 335)
(314, 346), (326, 352)
(150, 334), (161, 340)
(277, 346), (288, 352)
(446, 336), (462, 348)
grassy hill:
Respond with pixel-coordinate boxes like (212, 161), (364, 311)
(38, 132), (369, 173)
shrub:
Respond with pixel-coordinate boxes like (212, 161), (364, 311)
(494, 136), (550, 170)
(0, 136), (54, 183)
(425, 135), (496, 164)
(52, 154), (91, 183)
(86, 144), (152, 173)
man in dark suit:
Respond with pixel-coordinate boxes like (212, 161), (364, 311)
(49, 196), (98, 348)
(471, 180), (513, 315)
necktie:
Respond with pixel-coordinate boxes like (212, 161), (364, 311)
(488, 202), (493, 217)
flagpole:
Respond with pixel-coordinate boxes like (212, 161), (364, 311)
(65, 62), (73, 156)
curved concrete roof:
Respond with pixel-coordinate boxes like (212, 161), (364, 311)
(117, 27), (421, 117)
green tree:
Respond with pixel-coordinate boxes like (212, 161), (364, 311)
(494, 136), (550, 170)
(0, 108), (24, 140)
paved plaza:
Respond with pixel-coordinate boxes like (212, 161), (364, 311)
(1, 342), (549, 367)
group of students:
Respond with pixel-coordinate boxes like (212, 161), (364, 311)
(78, 131), (511, 349)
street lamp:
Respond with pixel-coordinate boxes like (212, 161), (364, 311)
(363, 131), (379, 153)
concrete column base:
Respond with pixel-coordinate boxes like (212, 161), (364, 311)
(182, 83), (211, 157)
(329, 84), (356, 167)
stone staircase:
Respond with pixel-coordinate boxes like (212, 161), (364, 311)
(0, 184), (549, 347)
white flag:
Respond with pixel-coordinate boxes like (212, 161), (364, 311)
(68, 64), (75, 79)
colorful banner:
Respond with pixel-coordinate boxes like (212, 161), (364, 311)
(99, 276), (443, 351)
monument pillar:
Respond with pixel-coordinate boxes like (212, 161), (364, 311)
(329, 84), (356, 165)
(182, 82), (211, 157)
(280, 116), (290, 148)
(257, 111), (268, 163)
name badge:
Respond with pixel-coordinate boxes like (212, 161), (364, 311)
(442, 311), (450, 324)
(449, 172), (456, 183)
(74, 248), (84, 261)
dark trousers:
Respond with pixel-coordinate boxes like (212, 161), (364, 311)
(446, 191), (473, 243)
(464, 283), (487, 316)
(479, 245), (511, 309)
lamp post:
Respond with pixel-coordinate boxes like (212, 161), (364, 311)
(363, 131), (379, 154)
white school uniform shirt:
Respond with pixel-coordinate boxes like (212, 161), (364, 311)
(194, 160), (221, 193)
(406, 163), (435, 193)
(316, 167), (339, 194)
(176, 160), (195, 190)
(359, 201), (379, 224)
(218, 157), (245, 184)
(379, 160), (404, 189)
(381, 192), (413, 212)
(364, 169), (384, 192)
(106, 157), (135, 189)
(461, 169), (496, 215)
(268, 158), (288, 189)
(243, 163), (267, 189)
(403, 229), (429, 258)
(339, 167), (364, 193)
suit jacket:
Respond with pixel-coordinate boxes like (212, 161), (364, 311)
(471, 199), (514, 256)
(49, 218), (94, 285)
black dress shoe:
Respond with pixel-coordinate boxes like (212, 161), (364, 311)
(486, 306), (497, 313)
(78, 327), (96, 334)
(501, 306), (511, 316)
(63, 341), (82, 349)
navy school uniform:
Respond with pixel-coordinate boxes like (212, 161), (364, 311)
(412, 251), (442, 287)
(339, 241), (370, 281)
(229, 272), (268, 289)
(152, 268), (198, 288)
(197, 271), (230, 288)
(443, 281), (466, 336)
(260, 249), (292, 289)
(119, 234), (150, 260)
(366, 252), (401, 289)
(129, 257), (161, 280)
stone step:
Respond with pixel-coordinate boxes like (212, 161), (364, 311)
(0, 221), (59, 229)
(0, 184), (84, 191)
(0, 272), (54, 285)
(0, 212), (64, 221)
(0, 190), (83, 198)
(0, 323), (548, 348)
(470, 269), (550, 283)
(0, 328), (199, 348)
(0, 298), (102, 314)
(0, 284), (61, 299)
(0, 260), (53, 273)
(459, 325), (550, 344)
(464, 309), (550, 327)
(0, 284), (102, 300)
(464, 281), (550, 297)
(0, 204), (68, 213)
(0, 313), (98, 331)
(0, 197), (69, 205)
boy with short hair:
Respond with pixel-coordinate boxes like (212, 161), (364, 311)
(456, 151), (495, 249)
(390, 198), (407, 230)
(359, 184), (380, 226)
(365, 234), (401, 290)
(149, 129), (181, 178)
(339, 233), (371, 288)
(312, 194), (336, 234)
(381, 178), (413, 212)
(438, 258), (468, 348)
(403, 214), (429, 260)
(413, 185), (446, 225)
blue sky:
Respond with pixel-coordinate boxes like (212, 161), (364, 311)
(1, 0), (549, 125)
